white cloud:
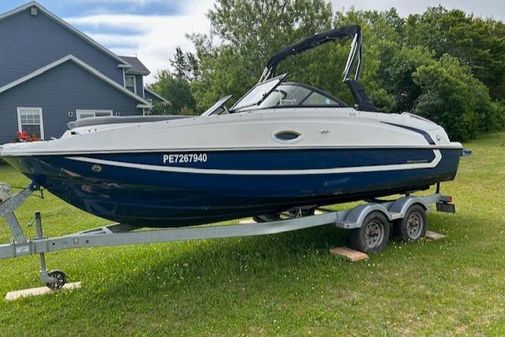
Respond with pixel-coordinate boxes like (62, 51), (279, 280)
(66, 0), (212, 83)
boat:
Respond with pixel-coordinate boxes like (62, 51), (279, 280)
(0, 25), (463, 228)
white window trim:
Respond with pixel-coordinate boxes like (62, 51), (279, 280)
(76, 109), (113, 120)
(125, 74), (137, 94)
(17, 107), (44, 139)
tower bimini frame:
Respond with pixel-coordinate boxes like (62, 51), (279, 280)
(258, 25), (378, 112)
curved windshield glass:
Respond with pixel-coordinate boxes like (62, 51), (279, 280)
(253, 83), (345, 110)
(201, 95), (232, 116)
(231, 74), (287, 110)
(229, 77), (347, 113)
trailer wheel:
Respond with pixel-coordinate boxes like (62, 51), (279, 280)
(46, 270), (67, 290)
(394, 204), (427, 242)
(349, 212), (390, 254)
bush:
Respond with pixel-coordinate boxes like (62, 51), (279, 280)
(412, 55), (502, 141)
(373, 42), (434, 112)
(149, 71), (197, 115)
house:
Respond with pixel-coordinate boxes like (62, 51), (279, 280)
(0, 1), (170, 144)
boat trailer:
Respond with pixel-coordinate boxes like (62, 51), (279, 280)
(0, 183), (455, 290)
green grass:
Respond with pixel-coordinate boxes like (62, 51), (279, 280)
(0, 133), (504, 336)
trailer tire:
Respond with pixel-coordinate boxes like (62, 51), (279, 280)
(349, 211), (390, 254)
(393, 204), (427, 242)
(46, 270), (67, 290)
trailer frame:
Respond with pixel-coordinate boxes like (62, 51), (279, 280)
(0, 183), (455, 289)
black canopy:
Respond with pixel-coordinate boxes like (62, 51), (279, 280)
(263, 25), (361, 78)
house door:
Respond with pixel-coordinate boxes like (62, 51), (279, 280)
(17, 107), (44, 139)
(76, 109), (113, 120)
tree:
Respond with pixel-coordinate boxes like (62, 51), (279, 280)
(405, 7), (505, 100)
(149, 70), (197, 115)
(335, 6), (505, 136)
(373, 42), (434, 112)
(413, 55), (501, 140)
(170, 47), (199, 82)
(189, 0), (334, 110)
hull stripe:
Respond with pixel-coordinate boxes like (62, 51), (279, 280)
(66, 150), (442, 175)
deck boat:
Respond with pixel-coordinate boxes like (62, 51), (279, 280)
(0, 25), (463, 227)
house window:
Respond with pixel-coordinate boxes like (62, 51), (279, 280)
(17, 107), (44, 139)
(76, 110), (113, 120)
(125, 75), (136, 94)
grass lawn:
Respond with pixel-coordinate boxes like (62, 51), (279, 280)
(0, 133), (504, 336)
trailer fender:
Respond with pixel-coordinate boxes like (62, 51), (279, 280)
(341, 203), (391, 229)
(387, 196), (429, 219)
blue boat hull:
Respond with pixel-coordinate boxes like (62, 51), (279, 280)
(3, 148), (461, 227)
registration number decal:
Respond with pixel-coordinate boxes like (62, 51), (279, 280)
(163, 153), (208, 164)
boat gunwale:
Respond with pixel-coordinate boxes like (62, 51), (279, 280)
(1, 143), (464, 158)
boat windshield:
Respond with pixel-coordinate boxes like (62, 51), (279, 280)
(221, 75), (347, 114)
(201, 95), (232, 116)
(256, 83), (346, 109)
(231, 74), (287, 111)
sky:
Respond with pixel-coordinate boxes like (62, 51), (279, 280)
(1, 0), (504, 83)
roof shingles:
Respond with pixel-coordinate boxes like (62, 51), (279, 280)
(120, 56), (151, 75)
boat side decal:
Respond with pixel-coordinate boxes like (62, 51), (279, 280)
(381, 122), (436, 145)
(66, 150), (442, 175)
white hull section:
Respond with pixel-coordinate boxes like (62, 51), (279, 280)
(1, 108), (462, 157)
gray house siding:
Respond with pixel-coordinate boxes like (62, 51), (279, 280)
(0, 61), (143, 144)
(0, 8), (124, 87)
